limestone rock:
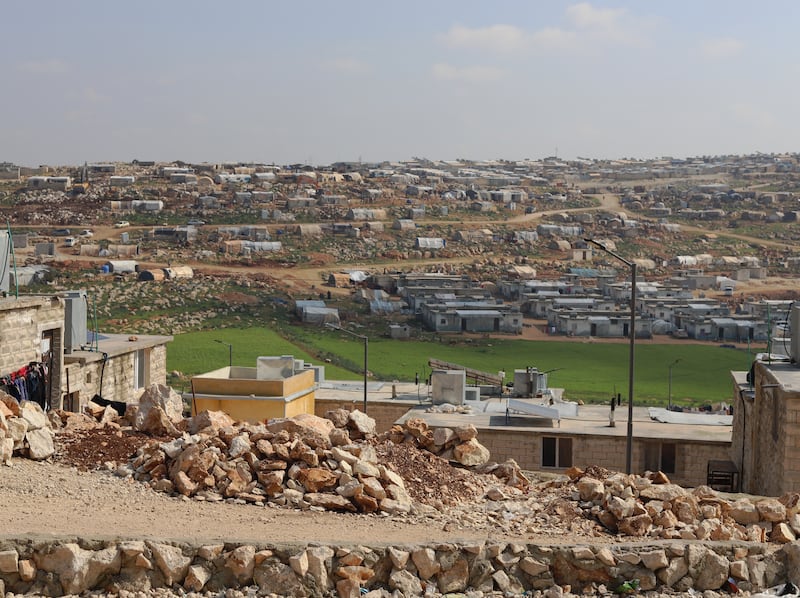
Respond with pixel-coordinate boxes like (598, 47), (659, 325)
(18, 559), (36, 582)
(639, 483), (687, 502)
(455, 423), (478, 441)
(411, 547), (440, 579)
(520, 556), (549, 577)
(617, 513), (652, 537)
(7, 417), (28, 446)
(225, 545), (256, 583)
(728, 499), (760, 524)
(137, 406), (180, 437)
(267, 415), (333, 449)
(606, 495), (635, 520)
(289, 551), (309, 578)
(26, 427), (55, 460)
(148, 542), (191, 586)
(305, 492), (356, 511)
(657, 556), (688, 587)
(640, 549), (669, 570)
(433, 427), (456, 447)
(388, 546), (410, 570)
(306, 546), (334, 590)
(336, 564), (374, 583)
(0, 550), (19, 574)
(184, 564), (211, 592)
(189, 410), (234, 434)
(773, 522), (797, 544)
(453, 438), (490, 467)
(694, 549), (730, 590)
(347, 410), (376, 438)
(1, 437), (13, 465)
(324, 408), (350, 428)
(438, 557), (469, 593)
(136, 384), (184, 428)
(35, 543), (122, 595)
(758, 498), (788, 522)
(336, 578), (361, 598)
(254, 560), (309, 597)
(0, 393), (20, 417)
(228, 434), (251, 458)
(20, 401), (48, 430)
(577, 477), (605, 502)
(389, 569), (423, 596)
(298, 468), (339, 492)
(493, 568), (525, 594)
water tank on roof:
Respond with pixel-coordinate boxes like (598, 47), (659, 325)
(64, 290), (87, 354)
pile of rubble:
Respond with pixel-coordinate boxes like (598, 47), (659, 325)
(22, 381), (800, 551)
(0, 395), (55, 463)
(570, 466), (800, 544)
(61, 385), (522, 516)
(382, 417), (531, 491)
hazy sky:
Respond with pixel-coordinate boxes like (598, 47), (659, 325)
(2, 1), (798, 166)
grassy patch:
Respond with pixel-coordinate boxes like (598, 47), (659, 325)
(168, 327), (758, 407)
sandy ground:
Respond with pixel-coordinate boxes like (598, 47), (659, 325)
(0, 458), (502, 547)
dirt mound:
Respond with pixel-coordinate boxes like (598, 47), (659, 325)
(374, 440), (487, 506)
(54, 426), (163, 471)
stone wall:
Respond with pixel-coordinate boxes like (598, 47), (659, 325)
(0, 296), (64, 408)
(60, 345), (170, 412)
(149, 344), (168, 387)
(0, 536), (796, 597)
(467, 429), (730, 488)
(747, 362), (800, 496)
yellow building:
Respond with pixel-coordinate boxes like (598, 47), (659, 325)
(190, 356), (317, 422)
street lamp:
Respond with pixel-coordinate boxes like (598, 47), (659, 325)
(214, 339), (232, 368)
(585, 238), (637, 474)
(668, 358), (681, 410)
(326, 323), (369, 414)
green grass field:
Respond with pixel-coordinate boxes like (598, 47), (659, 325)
(167, 327), (759, 407)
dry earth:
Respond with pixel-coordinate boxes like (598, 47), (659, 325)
(0, 426), (603, 549)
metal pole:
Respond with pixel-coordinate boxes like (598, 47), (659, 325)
(363, 336), (368, 413)
(626, 262), (636, 475)
(326, 324), (368, 414)
(668, 358), (680, 410)
(584, 238), (636, 475)
(228, 345), (232, 368)
(668, 364), (673, 410)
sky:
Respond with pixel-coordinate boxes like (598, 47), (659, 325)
(2, 1), (799, 167)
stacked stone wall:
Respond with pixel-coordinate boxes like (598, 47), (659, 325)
(0, 537), (795, 596)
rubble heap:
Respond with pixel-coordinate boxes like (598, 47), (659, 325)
(382, 417), (531, 491)
(568, 466), (800, 544)
(123, 397), (501, 515)
(0, 394), (55, 463)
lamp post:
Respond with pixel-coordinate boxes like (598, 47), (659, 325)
(326, 324), (368, 414)
(214, 339), (232, 368)
(668, 358), (681, 410)
(585, 238), (637, 474)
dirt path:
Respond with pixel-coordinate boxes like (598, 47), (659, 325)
(1, 459), (504, 546)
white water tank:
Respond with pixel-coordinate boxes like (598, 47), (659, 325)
(64, 290), (87, 354)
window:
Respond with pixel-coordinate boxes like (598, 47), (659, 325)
(542, 437), (573, 468)
(133, 349), (149, 390)
(644, 442), (676, 474)
(440, 318), (447, 325)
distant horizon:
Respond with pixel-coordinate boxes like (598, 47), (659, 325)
(3, 1), (798, 166)
(5, 149), (799, 171)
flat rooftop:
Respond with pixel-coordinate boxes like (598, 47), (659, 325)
(316, 380), (733, 443)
